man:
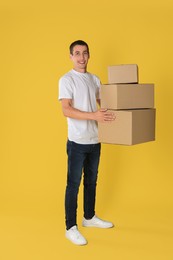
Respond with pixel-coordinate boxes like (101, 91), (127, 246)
(58, 40), (115, 245)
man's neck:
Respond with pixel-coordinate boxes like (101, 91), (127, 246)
(73, 68), (87, 73)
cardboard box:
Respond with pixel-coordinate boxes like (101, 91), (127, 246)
(108, 64), (138, 84)
(101, 84), (154, 109)
(98, 109), (156, 145)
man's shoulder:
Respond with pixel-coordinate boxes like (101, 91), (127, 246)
(59, 70), (76, 86)
(60, 70), (73, 80)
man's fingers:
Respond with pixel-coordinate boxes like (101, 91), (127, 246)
(104, 112), (116, 121)
(100, 108), (108, 112)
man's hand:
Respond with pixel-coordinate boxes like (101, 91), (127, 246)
(61, 99), (116, 122)
(93, 109), (116, 123)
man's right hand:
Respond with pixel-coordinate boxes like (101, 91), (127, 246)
(94, 109), (116, 123)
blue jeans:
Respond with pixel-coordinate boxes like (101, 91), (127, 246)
(65, 140), (101, 230)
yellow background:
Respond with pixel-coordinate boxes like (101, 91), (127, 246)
(1, 0), (173, 259)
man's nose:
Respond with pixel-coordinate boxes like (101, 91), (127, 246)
(80, 53), (85, 60)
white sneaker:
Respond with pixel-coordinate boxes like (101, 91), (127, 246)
(82, 215), (114, 228)
(65, 225), (87, 245)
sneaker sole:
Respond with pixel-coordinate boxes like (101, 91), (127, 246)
(82, 223), (114, 228)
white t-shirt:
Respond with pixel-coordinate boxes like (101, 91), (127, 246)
(58, 69), (101, 144)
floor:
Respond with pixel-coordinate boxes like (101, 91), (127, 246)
(0, 204), (172, 260)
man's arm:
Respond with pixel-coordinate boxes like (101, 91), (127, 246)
(61, 99), (115, 123)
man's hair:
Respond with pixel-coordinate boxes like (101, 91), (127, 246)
(69, 40), (89, 55)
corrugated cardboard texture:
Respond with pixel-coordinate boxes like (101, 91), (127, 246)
(108, 64), (138, 84)
(98, 109), (156, 145)
(101, 84), (154, 109)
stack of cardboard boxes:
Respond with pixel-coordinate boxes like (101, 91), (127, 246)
(98, 64), (156, 145)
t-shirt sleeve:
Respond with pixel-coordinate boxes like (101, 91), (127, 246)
(58, 76), (73, 100)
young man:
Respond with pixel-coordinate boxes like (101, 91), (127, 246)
(58, 40), (115, 245)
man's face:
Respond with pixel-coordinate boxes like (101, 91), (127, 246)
(70, 45), (90, 73)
